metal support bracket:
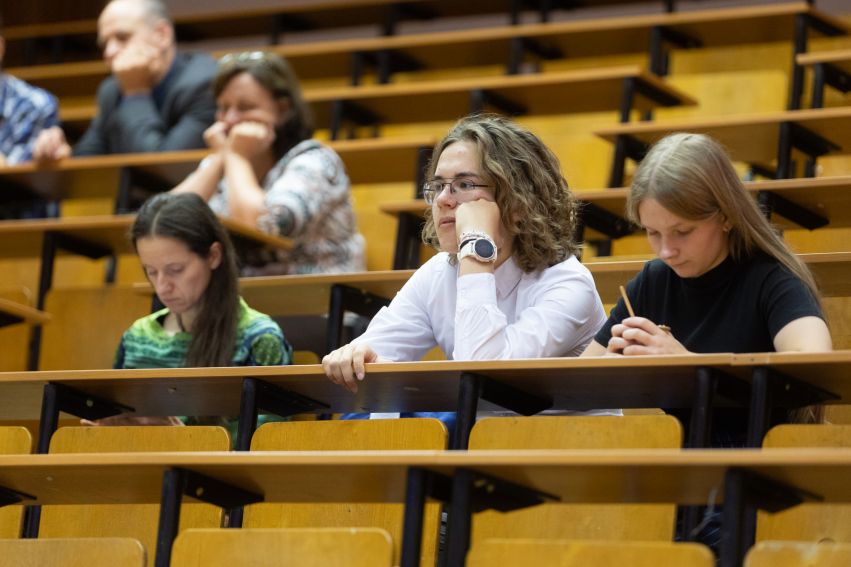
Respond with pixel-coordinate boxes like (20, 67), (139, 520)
(48, 382), (135, 425)
(392, 212), (424, 270)
(507, 36), (563, 74)
(469, 89), (527, 116)
(756, 190), (828, 230)
(577, 202), (635, 239)
(746, 365), (839, 448)
(0, 485), (35, 507)
(720, 467), (822, 567)
(326, 284), (392, 354)
(329, 100), (383, 140)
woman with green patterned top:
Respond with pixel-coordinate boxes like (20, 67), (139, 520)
(116, 192), (290, 369)
(91, 193), (291, 429)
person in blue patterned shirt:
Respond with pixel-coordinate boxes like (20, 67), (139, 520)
(0, 20), (60, 166)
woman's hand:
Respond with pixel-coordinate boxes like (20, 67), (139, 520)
(227, 121), (275, 159)
(203, 121), (229, 152)
(322, 343), (388, 394)
(607, 316), (690, 356)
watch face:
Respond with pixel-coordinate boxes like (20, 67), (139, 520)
(474, 238), (496, 259)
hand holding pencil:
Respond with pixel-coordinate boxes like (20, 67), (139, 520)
(607, 286), (686, 355)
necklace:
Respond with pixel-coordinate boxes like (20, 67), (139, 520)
(175, 313), (187, 333)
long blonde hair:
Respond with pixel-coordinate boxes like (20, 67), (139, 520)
(627, 132), (821, 307)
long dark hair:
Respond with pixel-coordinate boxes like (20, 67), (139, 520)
(214, 51), (314, 159)
(131, 193), (240, 367)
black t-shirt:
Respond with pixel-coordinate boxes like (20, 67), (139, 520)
(595, 253), (824, 447)
(594, 254), (823, 353)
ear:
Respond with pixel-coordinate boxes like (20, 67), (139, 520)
(152, 19), (173, 50)
(207, 242), (223, 270)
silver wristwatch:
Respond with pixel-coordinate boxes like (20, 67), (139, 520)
(457, 231), (497, 263)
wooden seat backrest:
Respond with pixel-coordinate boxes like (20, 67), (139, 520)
(171, 527), (393, 567)
(758, 424), (851, 544)
(745, 540), (851, 567)
(0, 537), (145, 567)
(40, 426), (230, 567)
(40, 285), (150, 370)
(468, 539), (714, 567)
(244, 419), (447, 567)
(0, 427), (32, 538)
(468, 415), (682, 542)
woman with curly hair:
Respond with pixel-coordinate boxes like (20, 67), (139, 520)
(322, 114), (607, 428)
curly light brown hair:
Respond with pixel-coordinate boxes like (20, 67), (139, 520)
(421, 114), (579, 273)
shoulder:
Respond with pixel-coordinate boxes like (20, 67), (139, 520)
(3, 74), (57, 108)
(173, 52), (217, 83)
(282, 140), (345, 172)
(237, 299), (284, 339)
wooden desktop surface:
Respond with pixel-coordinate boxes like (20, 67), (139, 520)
(0, 354), (739, 420)
(0, 448), (849, 507)
(0, 214), (292, 259)
(0, 298), (51, 326)
(797, 48), (851, 74)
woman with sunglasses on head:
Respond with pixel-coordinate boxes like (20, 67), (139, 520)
(322, 114), (607, 429)
(173, 51), (363, 275)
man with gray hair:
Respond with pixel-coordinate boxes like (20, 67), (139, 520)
(33, 0), (216, 159)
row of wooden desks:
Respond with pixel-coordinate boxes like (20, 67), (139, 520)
(1, 448), (849, 567)
(381, 175), (851, 264)
(1, 351), (848, 454)
(8, 3), (845, 88)
(51, 65), (692, 138)
(0, 137), (433, 206)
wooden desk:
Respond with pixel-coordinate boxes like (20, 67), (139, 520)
(796, 48), (851, 109)
(596, 106), (851, 184)
(0, 138), (431, 207)
(0, 448), (849, 567)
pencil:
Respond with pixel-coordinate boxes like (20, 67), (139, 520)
(619, 285), (636, 318)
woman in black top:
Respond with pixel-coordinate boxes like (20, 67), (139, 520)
(583, 132), (831, 357)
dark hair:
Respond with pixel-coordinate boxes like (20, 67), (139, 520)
(422, 114), (580, 272)
(131, 192), (240, 367)
(214, 51), (314, 158)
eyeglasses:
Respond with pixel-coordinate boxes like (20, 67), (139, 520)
(422, 178), (492, 205)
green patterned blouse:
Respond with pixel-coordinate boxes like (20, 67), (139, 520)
(114, 297), (291, 369)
